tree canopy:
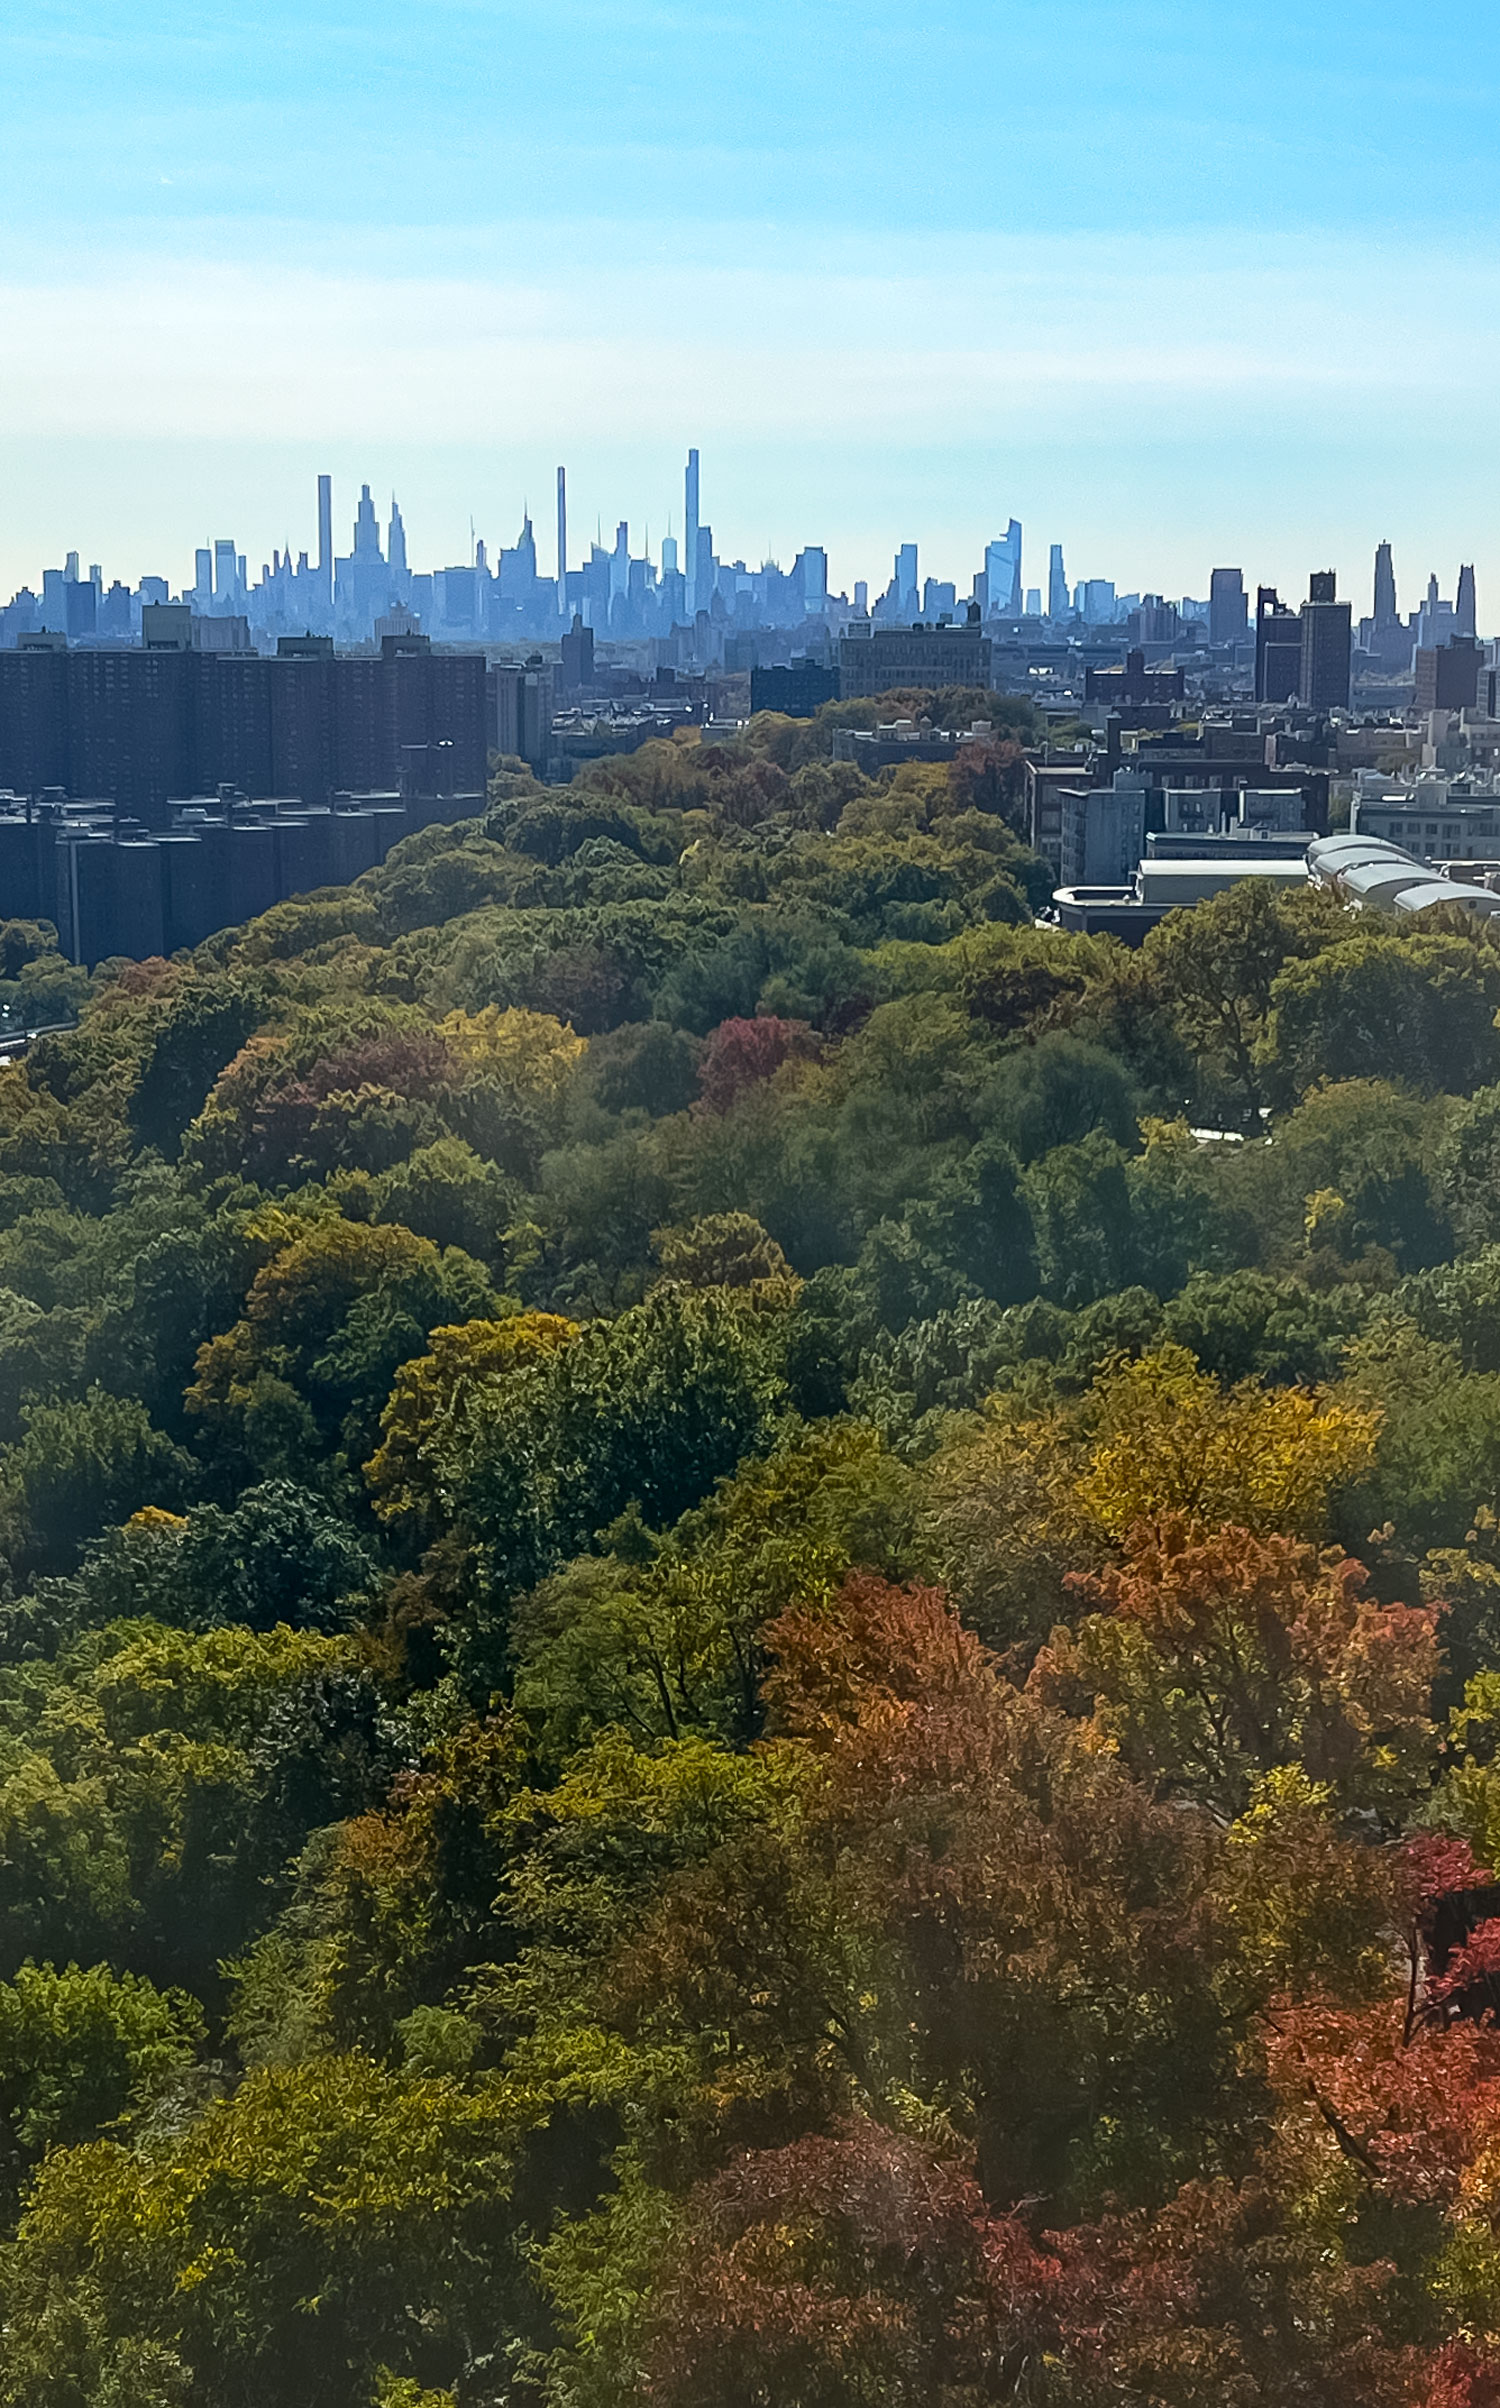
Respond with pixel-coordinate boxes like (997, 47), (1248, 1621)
(1, 715), (1500, 2401)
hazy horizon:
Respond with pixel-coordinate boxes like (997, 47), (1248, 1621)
(3, 1), (1496, 609)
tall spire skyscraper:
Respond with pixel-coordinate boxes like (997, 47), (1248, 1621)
(352, 484), (383, 561)
(556, 466), (567, 607)
(1458, 563), (1477, 638)
(983, 522), (1022, 617)
(316, 473), (333, 610)
(1373, 540), (1397, 629)
(387, 497), (407, 579)
(1048, 543), (1069, 620)
(685, 449), (700, 617)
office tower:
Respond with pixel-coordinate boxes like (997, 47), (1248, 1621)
(1256, 586), (1303, 702)
(1209, 567), (1248, 647)
(894, 544), (918, 616)
(694, 525), (714, 612)
(353, 485), (383, 560)
(194, 548), (213, 597)
(559, 613), (595, 694)
(797, 546), (828, 614)
(556, 466), (567, 597)
(213, 539), (238, 602)
(1299, 571), (1352, 710)
(1025, 588), (1042, 617)
(317, 474), (333, 601)
(65, 581), (97, 639)
(387, 498), (408, 579)
(984, 520), (1023, 617)
(1048, 543), (1069, 620)
(609, 522), (630, 605)
(1373, 540), (1398, 628)
(660, 535), (679, 580)
(1414, 637), (1482, 713)
(853, 580), (869, 615)
(685, 449), (700, 617)
(1458, 563), (1478, 639)
(1411, 575), (1454, 653)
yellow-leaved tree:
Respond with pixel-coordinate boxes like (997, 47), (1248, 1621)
(1077, 1343), (1381, 1542)
(366, 1311), (579, 1542)
(436, 1006), (585, 1100)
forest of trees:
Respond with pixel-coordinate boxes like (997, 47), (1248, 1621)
(4, 695), (1500, 2400)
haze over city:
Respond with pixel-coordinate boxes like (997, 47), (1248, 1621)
(3, 0), (1498, 598)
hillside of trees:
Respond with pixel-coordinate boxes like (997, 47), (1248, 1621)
(5, 703), (1500, 2401)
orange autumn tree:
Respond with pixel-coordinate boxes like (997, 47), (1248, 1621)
(1031, 1517), (1439, 1820)
(750, 1573), (1237, 2211)
(640, 2124), (1065, 2408)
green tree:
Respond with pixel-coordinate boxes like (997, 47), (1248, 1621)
(982, 1029), (1142, 1162)
(1438, 1084), (1500, 1252)
(0, 2057), (521, 2408)
(1143, 879), (1343, 1122)
(129, 977), (266, 1159)
(1263, 931), (1500, 1099)
(0, 1390), (195, 1580)
(450, 1285), (795, 1654)
(0, 1959), (203, 2213)
(511, 1421), (922, 1755)
(188, 1218), (500, 1469)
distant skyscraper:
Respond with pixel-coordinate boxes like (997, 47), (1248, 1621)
(694, 524), (714, 614)
(556, 466), (568, 597)
(317, 474), (333, 603)
(1256, 586), (1302, 703)
(352, 484), (382, 561)
(1025, 588), (1042, 617)
(610, 522), (630, 604)
(194, 547), (212, 598)
(213, 538), (238, 602)
(387, 497), (407, 579)
(1209, 567), (1248, 647)
(1373, 540), (1398, 629)
(895, 543), (918, 616)
(1047, 543), (1069, 619)
(983, 521), (1023, 617)
(1300, 571), (1352, 710)
(685, 449), (700, 616)
(1458, 562), (1478, 638)
(797, 546), (828, 614)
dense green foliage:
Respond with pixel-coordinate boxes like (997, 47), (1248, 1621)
(6, 715), (1500, 2401)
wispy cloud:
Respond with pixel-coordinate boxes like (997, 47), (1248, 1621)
(2, 229), (1490, 449)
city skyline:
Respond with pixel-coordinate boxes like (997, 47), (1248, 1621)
(0, 458), (1488, 655)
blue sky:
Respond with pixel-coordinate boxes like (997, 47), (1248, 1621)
(2, 0), (1497, 611)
